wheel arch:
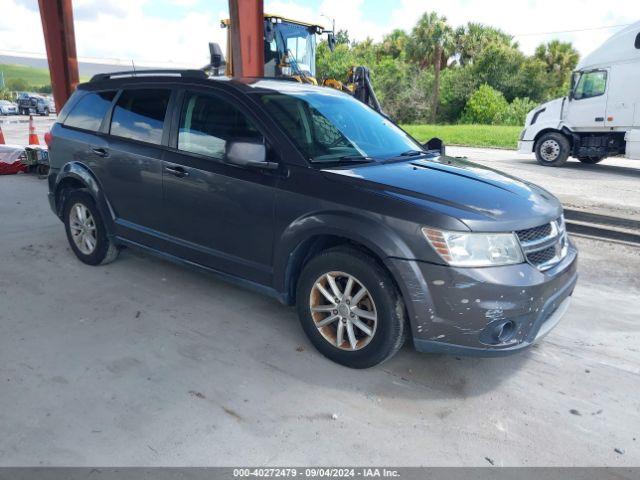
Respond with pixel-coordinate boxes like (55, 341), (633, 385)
(534, 128), (573, 147)
(275, 212), (413, 306)
(53, 162), (115, 235)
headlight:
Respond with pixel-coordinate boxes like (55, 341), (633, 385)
(422, 228), (524, 267)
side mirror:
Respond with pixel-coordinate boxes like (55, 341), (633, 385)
(209, 42), (225, 70)
(423, 137), (446, 156)
(226, 141), (278, 170)
(264, 20), (275, 44)
(327, 32), (336, 52)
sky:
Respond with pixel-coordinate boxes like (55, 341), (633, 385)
(0, 0), (637, 67)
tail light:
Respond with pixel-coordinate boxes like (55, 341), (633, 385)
(44, 131), (53, 147)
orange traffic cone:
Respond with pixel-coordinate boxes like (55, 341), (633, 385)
(0, 123), (5, 144)
(28, 115), (39, 145)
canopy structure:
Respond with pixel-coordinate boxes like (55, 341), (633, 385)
(38, 0), (265, 110)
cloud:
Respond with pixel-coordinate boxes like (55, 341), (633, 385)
(0, 0), (637, 68)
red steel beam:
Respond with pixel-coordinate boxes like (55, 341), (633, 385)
(38, 0), (79, 112)
(228, 0), (264, 77)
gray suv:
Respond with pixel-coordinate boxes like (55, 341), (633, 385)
(46, 70), (578, 368)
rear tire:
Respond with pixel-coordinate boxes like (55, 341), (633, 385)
(296, 247), (406, 368)
(63, 190), (119, 266)
(535, 132), (570, 167)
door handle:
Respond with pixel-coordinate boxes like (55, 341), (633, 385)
(91, 147), (109, 157)
(595, 117), (604, 122)
(165, 165), (189, 178)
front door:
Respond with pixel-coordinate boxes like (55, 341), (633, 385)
(161, 89), (278, 285)
(564, 69), (608, 131)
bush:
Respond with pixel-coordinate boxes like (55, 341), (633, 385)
(502, 97), (537, 126)
(461, 84), (508, 124)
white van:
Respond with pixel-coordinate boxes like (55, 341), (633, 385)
(518, 21), (640, 166)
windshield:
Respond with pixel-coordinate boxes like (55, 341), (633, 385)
(259, 89), (422, 163)
(274, 22), (316, 76)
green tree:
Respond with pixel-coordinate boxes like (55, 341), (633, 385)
(406, 12), (455, 122)
(6, 78), (30, 92)
(462, 84), (509, 124)
(438, 66), (478, 122)
(454, 23), (514, 66)
(379, 29), (409, 60)
(335, 29), (350, 45)
(534, 40), (579, 96)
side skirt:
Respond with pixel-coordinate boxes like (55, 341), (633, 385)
(115, 236), (287, 304)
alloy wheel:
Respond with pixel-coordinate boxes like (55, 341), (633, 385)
(309, 271), (378, 351)
(69, 203), (97, 255)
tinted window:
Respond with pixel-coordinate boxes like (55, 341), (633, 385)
(110, 89), (171, 144)
(64, 91), (116, 131)
(574, 71), (607, 100)
(178, 91), (262, 158)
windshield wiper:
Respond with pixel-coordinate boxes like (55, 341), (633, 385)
(310, 155), (374, 165)
(398, 149), (427, 157)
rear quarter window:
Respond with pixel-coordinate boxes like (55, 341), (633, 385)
(64, 91), (117, 131)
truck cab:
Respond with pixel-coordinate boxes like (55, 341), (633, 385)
(518, 22), (640, 166)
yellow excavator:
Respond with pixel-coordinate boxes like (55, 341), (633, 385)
(208, 14), (382, 112)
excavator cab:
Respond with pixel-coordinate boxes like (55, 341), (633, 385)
(214, 14), (382, 112)
(221, 15), (334, 84)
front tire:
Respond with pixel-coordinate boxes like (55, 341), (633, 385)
(535, 132), (570, 167)
(63, 190), (118, 266)
(296, 247), (406, 368)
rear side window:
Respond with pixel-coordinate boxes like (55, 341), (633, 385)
(64, 91), (116, 131)
(110, 89), (171, 144)
(178, 91), (262, 159)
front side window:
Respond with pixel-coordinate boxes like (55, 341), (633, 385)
(110, 89), (171, 144)
(178, 91), (262, 159)
(259, 89), (420, 163)
(64, 91), (117, 131)
(573, 70), (607, 100)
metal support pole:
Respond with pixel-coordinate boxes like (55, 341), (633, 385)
(38, 0), (79, 112)
(228, 0), (264, 77)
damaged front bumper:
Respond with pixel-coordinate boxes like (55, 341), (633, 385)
(386, 244), (578, 357)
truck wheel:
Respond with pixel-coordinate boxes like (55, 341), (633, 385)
(535, 132), (570, 167)
(63, 190), (119, 266)
(578, 157), (604, 164)
(44, 108), (50, 116)
(296, 247), (406, 369)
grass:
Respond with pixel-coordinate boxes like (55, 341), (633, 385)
(402, 124), (522, 150)
(0, 63), (90, 89)
(0, 63), (52, 88)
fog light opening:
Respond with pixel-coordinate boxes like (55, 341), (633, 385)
(494, 320), (516, 343)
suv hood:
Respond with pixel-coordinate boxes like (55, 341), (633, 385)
(323, 156), (562, 232)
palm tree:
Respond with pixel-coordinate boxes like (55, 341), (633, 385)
(455, 23), (515, 66)
(407, 12), (455, 122)
(534, 40), (579, 92)
(380, 29), (409, 59)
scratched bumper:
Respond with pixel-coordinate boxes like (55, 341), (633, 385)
(386, 242), (578, 356)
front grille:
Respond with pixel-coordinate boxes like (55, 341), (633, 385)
(527, 245), (557, 266)
(516, 216), (568, 271)
(516, 223), (552, 243)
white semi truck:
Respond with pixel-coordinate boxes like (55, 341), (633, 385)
(518, 21), (640, 167)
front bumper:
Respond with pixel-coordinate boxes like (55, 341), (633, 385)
(386, 244), (578, 356)
(517, 140), (534, 154)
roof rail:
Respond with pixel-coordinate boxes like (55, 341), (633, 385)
(90, 69), (208, 82)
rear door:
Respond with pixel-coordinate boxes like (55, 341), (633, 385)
(96, 88), (173, 245)
(161, 88), (278, 285)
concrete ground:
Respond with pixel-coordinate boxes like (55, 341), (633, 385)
(1, 174), (639, 467)
(448, 146), (640, 221)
